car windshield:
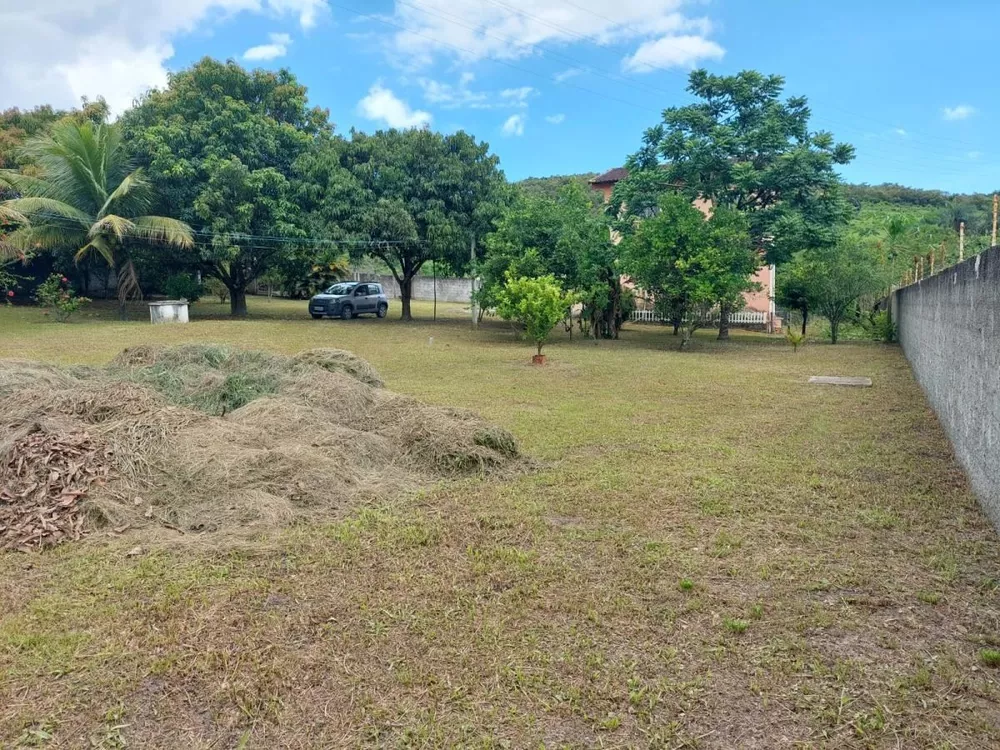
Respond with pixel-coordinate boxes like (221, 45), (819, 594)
(324, 283), (355, 295)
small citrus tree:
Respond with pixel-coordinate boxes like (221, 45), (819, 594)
(496, 273), (575, 361)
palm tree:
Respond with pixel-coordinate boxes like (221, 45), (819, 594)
(0, 120), (193, 318)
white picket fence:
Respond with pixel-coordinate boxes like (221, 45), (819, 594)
(630, 309), (768, 325)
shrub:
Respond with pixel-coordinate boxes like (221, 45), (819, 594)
(204, 277), (229, 304)
(496, 273), (576, 358)
(164, 273), (202, 303)
(785, 329), (806, 352)
(34, 274), (90, 322)
(863, 309), (896, 343)
(1, 268), (19, 305)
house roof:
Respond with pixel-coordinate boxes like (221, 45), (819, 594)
(589, 167), (629, 184)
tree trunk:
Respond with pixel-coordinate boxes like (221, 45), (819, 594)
(537, 340), (544, 356)
(830, 319), (839, 344)
(672, 317), (681, 336)
(680, 323), (696, 350)
(399, 274), (413, 321)
(118, 295), (128, 321)
(717, 302), (731, 340)
(230, 288), (248, 317)
(800, 308), (808, 337)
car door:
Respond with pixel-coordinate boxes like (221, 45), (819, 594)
(368, 284), (382, 312)
(353, 284), (372, 313)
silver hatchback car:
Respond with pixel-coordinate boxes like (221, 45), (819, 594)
(309, 282), (389, 320)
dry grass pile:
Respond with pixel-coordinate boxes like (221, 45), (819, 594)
(0, 344), (521, 548)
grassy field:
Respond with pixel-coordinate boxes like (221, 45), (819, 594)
(2, 297), (999, 749)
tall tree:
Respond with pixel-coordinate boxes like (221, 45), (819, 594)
(615, 69), (854, 338)
(0, 120), (193, 318)
(622, 193), (757, 350)
(480, 182), (620, 337)
(301, 128), (506, 321)
(789, 242), (889, 344)
(120, 58), (331, 316)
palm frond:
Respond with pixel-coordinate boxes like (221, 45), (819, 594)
(98, 169), (152, 218)
(89, 214), (136, 243)
(76, 235), (115, 267)
(21, 121), (126, 213)
(0, 170), (58, 199)
(130, 216), (195, 249)
(0, 203), (29, 226)
(117, 258), (143, 304)
(4, 197), (91, 227)
(1, 224), (85, 255)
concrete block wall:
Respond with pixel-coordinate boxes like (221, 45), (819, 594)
(361, 275), (476, 304)
(893, 246), (1000, 529)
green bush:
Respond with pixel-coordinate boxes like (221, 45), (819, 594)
(204, 277), (229, 304)
(496, 273), (576, 358)
(1, 268), (20, 305)
(164, 273), (202, 303)
(862, 309), (896, 343)
(34, 273), (90, 322)
(785, 329), (806, 352)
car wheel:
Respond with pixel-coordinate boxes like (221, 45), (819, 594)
(376, 303), (388, 319)
(340, 304), (354, 320)
(311, 313), (323, 320)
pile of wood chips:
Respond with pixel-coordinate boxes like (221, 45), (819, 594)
(0, 428), (111, 552)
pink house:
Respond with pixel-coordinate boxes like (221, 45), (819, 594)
(590, 167), (779, 332)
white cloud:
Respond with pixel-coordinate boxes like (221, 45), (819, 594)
(417, 77), (534, 110)
(387, 1), (723, 72)
(418, 77), (489, 108)
(502, 113), (525, 137)
(267, 0), (328, 29)
(554, 68), (581, 83)
(500, 86), (535, 105)
(622, 34), (724, 73)
(893, 128), (908, 137)
(358, 83), (432, 129)
(0, 1), (329, 116)
(943, 104), (976, 121)
(968, 151), (983, 160)
(545, 113), (565, 124)
(243, 32), (292, 61)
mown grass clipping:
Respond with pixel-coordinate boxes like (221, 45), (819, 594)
(0, 344), (523, 548)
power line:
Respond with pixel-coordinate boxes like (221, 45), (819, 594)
(7, 211), (436, 248)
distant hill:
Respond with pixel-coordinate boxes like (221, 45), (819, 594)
(515, 173), (597, 200)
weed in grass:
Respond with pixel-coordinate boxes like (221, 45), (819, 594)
(980, 649), (1000, 668)
(16, 722), (55, 747)
(918, 591), (941, 605)
(597, 714), (622, 731)
(750, 603), (764, 619)
(679, 578), (694, 591)
(907, 666), (934, 690)
(723, 617), (749, 634)
(858, 506), (899, 530)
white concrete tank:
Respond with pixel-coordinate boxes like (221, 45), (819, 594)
(149, 300), (190, 324)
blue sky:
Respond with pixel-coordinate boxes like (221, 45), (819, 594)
(3, 1), (997, 192)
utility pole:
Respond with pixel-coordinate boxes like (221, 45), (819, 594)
(959, 220), (965, 262)
(470, 235), (478, 329)
(432, 259), (437, 322)
(993, 194), (998, 247)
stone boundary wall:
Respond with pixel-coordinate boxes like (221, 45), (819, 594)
(892, 246), (1000, 529)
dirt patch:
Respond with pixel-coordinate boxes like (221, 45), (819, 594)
(0, 344), (523, 549)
